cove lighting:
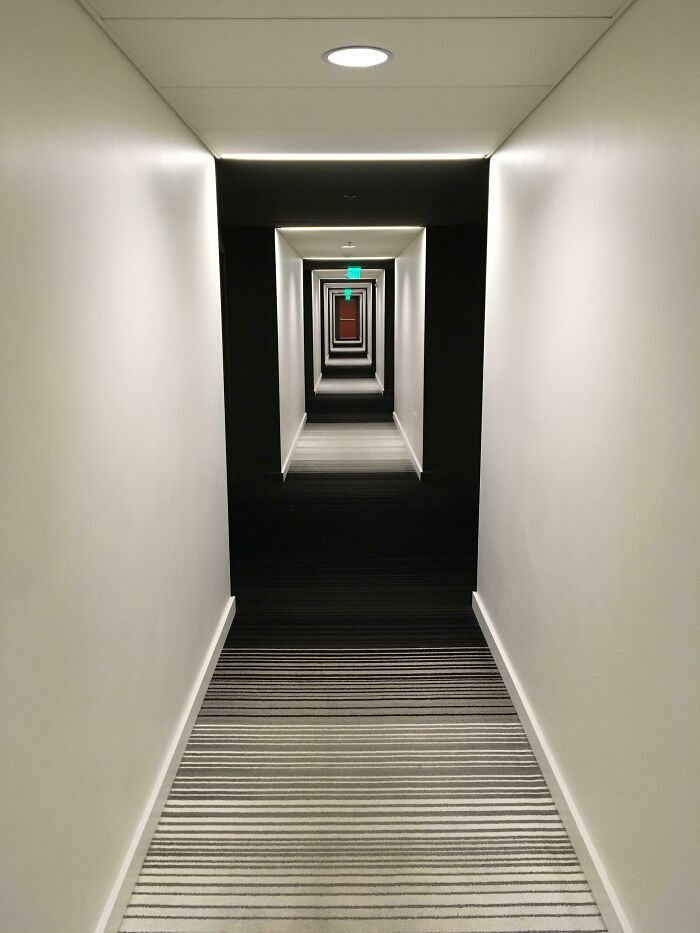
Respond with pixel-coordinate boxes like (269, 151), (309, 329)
(324, 46), (391, 68)
(279, 227), (421, 233)
(222, 153), (485, 161)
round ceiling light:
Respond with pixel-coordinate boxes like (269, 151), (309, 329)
(324, 46), (392, 68)
(342, 241), (356, 250)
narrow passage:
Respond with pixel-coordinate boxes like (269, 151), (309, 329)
(120, 410), (606, 932)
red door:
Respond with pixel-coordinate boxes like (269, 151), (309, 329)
(338, 297), (359, 340)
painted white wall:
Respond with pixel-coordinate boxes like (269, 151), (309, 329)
(375, 271), (386, 390)
(394, 230), (426, 469)
(275, 231), (306, 471)
(478, 1), (700, 931)
(0, 3), (230, 932)
(311, 270), (323, 390)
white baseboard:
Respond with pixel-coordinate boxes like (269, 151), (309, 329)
(471, 592), (632, 933)
(281, 412), (307, 480)
(314, 373), (322, 393)
(95, 596), (236, 933)
(392, 411), (422, 479)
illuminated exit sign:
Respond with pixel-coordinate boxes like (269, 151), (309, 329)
(344, 288), (352, 300)
(346, 266), (362, 280)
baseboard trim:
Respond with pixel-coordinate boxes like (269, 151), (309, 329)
(281, 413), (307, 480)
(471, 592), (632, 933)
(96, 596), (236, 933)
(314, 373), (322, 393)
(392, 411), (422, 479)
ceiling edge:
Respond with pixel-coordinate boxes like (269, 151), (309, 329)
(488, 0), (639, 157)
(74, 0), (219, 157)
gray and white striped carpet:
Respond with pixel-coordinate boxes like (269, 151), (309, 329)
(119, 644), (606, 932)
(288, 422), (415, 475)
(315, 377), (383, 396)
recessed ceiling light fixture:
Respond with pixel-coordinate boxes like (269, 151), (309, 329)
(341, 242), (356, 250)
(324, 46), (392, 68)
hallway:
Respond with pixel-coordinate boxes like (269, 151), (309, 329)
(119, 416), (606, 931)
(5, 2), (700, 932)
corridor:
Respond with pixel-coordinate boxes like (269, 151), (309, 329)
(4, 2), (699, 932)
(118, 388), (606, 931)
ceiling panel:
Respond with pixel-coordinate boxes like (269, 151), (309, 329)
(279, 227), (423, 259)
(82, 0), (628, 158)
(105, 17), (609, 88)
(92, 1), (623, 18)
(163, 86), (550, 133)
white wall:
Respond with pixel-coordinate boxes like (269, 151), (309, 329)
(275, 231), (306, 471)
(478, 1), (700, 931)
(0, 3), (230, 932)
(394, 229), (426, 470)
(375, 270), (386, 390)
(311, 270), (323, 389)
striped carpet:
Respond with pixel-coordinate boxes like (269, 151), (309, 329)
(118, 468), (605, 932)
(315, 377), (383, 396)
(324, 357), (371, 368)
(288, 422), (415, 475)
(120, 641), (606, 932)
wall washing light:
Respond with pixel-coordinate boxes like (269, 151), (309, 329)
(324, 46), (392, 68)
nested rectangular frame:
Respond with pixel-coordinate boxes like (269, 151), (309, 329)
(328, 287), (366, 349)
(311, 269), (385, 388)
(323, 282), (373, 364)
(324, 284), (369, 359)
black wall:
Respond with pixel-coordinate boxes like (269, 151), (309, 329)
(423, 225), (488, 489)
(216, 160), (489, 227)
(216, 161), (489, 524)
(219, 227), (281, 485)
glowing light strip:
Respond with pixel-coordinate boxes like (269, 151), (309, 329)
(280, 226), (421, 233)
(222, 152), (485, 161)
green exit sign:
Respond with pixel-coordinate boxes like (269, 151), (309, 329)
(344, 288), (352, 300)
(346, 266), (362, 280)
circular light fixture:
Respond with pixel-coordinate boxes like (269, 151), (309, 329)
(324, 46), (392, 68)
(341, 241), (356, 250)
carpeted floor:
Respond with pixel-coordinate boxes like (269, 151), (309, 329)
(315, 377), (382, 396)
(288, 422), (415, 475)
(119, 429), (606, 932)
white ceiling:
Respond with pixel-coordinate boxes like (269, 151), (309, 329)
(279, 226), (423, 260)
(82, 0), (633, 158)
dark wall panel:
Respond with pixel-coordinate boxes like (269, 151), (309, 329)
(216, 160), (489, 227)
(423, 225), (487, 489)
(220, 227), (281, 484)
